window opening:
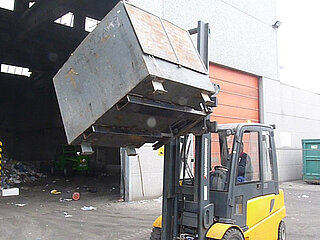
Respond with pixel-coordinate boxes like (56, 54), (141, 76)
(262, 131), (274, 181)
(1, 64), (32, 77)
(210, 129), (234, 191)
(85, 17), (101, 32)
(0, 0), (15, 11)
(237, 131), (260, 183)
(54, 12), (74, 27)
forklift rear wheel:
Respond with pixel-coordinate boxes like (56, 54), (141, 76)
(221, 228), (244, 240)
(150, 227), (161, 240)
(63, 164), (73, 177)
(278, 221), (286, 240)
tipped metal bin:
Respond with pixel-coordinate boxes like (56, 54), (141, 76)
(53, 1), (217, 149)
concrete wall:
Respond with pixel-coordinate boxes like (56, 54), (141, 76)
(261, 78), (320, 181)
(127, 144), (163, 201)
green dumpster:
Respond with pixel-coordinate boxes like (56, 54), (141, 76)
(302, 139), (320, 183)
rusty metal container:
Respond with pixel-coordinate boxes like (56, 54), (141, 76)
(53, 1), (217, 149)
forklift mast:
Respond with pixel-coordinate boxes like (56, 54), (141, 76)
(161, 21), (214, 240)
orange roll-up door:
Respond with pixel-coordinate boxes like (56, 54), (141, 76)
(210, 63), (260, 124)
(210, 63), (260, 167)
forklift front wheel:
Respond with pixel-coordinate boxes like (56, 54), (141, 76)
(221, 228), (244, 240)
(150, 227), (161, 240)
(278, 221), (286, 240)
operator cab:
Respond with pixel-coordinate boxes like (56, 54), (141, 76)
(210, 123), (279, 228)
(151, 122), (285, 240)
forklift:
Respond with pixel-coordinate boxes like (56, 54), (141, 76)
(51, 3), (286, 239)
(51, 145), (89, 177)
(148, 18), (286, 240)
(150, 122), (286, 240)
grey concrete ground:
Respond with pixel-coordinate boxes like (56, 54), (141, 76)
(0, 179), (319, 240)
(0, 176), (161, 240)
(281, 181), (320, 240)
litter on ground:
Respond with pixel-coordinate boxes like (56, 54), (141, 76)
(81, 206), (97, 211)
(64, 212), (73, 218)
(59, 198), (73, 202)
(0, 158), (46, 189)
(50, 189), (61, 195)
(15, 203), (27, 207)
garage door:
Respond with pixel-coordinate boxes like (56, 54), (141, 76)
(209, 64), (260, 124)
(210, 63), (260, 168)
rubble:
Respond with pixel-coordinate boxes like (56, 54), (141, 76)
(0, 158), (46, 189)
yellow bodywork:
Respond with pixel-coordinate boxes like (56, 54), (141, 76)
(152, 190), (285, 240)
(243, 190), (286, 240)
(206, 223), (243, 239)
(207, 190), (286, 240)
(152, 216), (162, 228)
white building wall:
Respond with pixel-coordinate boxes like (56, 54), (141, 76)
(262, 79), (320, 181)
(127, 144), (163, 201)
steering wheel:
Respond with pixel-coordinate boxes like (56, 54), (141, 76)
(214, 165), (229, 172)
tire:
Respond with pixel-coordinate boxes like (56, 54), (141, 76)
(63, 163), (73, 177)
(278, 221), (286, 240)
(150, 227), (161, 240)
(221, 228), (244, 240)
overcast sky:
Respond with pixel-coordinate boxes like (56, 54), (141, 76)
(1, 0), (319, 94)
(277, 0), (320, 94)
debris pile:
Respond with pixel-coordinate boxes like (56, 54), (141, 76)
(0, 158), (46, 189)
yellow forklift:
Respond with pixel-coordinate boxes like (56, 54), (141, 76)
(150, 123), (286, 240)
(51, 2), (286, 239)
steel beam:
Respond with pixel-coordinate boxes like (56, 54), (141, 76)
(14, 0), (29, 16)
(195, 133), (213, 239)
(197, 21), (210, 71)
(17, 0), (89, 39)
(161, 139), (180, 240)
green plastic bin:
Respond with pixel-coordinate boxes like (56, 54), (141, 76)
(302, 139), (320, 183)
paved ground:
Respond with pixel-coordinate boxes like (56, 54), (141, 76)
(0, 176), (161, 240)
(0, 179), (319, 240)
(281, 180), (320, 240)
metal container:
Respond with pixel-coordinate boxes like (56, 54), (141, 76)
(302, 139), (320, 183)
(53, 1), (217, 149)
